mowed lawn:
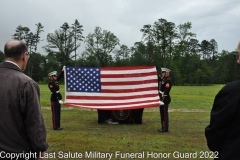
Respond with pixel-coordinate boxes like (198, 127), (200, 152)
(39, 84), (224, 160)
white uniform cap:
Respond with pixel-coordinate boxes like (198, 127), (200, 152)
(161, 68), (171, 72)
(161, 68), (167, 72)
(48, 71), (57, 76)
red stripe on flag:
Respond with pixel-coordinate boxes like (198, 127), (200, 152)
(100, 66), (155, 70)
(100, 71), (157, 78)
(64, 99), (159, 108)
(101, 79), (157, 86)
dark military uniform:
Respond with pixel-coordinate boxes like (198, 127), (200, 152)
(48, 70), (64, 130)
(158, 74), (172, 132)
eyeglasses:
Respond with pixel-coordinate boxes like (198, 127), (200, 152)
(234, 54), (240, 60)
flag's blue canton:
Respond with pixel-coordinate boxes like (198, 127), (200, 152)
(66, 67), (101, 92)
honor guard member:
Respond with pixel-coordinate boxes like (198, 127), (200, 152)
(158, 68), (172, 132)
(48, 68), (64, 130)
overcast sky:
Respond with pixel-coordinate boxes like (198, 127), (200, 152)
(1, 0), (239, 55)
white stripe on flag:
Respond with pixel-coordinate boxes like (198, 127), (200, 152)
(65, 96), (159, 104)
(65, 90), (157, 97)
(101, 75), (156, 82)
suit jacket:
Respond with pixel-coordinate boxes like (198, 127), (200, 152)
(0, 61), (48, 153)
(205, 80), (240, 159)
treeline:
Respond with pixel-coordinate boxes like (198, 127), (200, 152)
(0, 18), (239, 85)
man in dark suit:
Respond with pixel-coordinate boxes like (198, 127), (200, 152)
(205, 42), (240, 159)
(0, 40), (48, 159)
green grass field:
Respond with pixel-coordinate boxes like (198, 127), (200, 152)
(40, 84), (224, 160)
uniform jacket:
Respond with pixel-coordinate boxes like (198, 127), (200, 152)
(48, 71), (64, 101)
(205, 80), (240, 159)
(158, 76), (172, 104)
(0, 61), (48, 153)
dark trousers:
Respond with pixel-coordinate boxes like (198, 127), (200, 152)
(132, 108), (144, 124)
(160, 104), (169, 131)
(51, 101), (61, 129)
(97, 110), (111, 123)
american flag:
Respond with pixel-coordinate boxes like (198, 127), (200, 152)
(63, 66), (161, 110)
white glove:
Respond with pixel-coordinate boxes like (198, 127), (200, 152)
(159, 91), (164, 95)
(62, 66), (66, 71)
(58, 100), (63, 104)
